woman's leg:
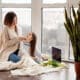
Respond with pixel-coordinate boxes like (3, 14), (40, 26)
(8, 53), (21, 63)
(8, 57), (25, 69)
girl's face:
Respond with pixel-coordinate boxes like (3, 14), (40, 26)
(26, 33), (33, 42)
(12, 16), (17, 26)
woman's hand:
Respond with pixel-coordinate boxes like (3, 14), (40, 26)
(18, 37), (26, 42)
(18, 36), (31, 43)
(18, 32), (33, 42)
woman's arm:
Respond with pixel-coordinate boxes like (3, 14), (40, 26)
(1, 28), (20, 47)
(2, 34), (19, 48)
(2, 28), (26, 48)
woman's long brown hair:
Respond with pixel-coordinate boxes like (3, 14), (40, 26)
(30, 33), (37, 57)
(4, 12), (18, 33)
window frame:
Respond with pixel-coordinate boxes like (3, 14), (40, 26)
(41, 0), (75, 61)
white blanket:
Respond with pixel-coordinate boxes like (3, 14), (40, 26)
(0, 55), (67, 76)
(11, 65), (65, 76)
(10, 56), (66, 76)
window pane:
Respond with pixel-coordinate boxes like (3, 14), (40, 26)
(43, 0), (66, 4)
(42, 8), (68, 60)
(2, 8), (31, 35)
(2, 0), (31, 3)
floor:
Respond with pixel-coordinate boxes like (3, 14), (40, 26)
(0, 63), (76, 80)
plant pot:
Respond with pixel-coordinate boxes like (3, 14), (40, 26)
(75, 62), (80, 80)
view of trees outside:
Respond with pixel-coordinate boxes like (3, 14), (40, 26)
(42, 8), (70, 59)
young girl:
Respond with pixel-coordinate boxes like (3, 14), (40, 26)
(26, 32), (45, 63)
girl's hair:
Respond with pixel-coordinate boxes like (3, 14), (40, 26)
(4, 12), (17, 32)
(30, 32), (37, 57)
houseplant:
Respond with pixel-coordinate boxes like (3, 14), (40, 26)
(64, 4), (80, 80)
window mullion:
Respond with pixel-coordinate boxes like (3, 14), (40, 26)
(32, 0), (42, 50)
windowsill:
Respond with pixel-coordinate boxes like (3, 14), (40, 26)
(62, 59), (74, 63)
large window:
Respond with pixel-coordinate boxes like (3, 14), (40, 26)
(42, 8), (68, 59)
(0, 0), (78, 61)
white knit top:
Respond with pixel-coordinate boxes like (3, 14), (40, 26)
(7, 27), (18, 39)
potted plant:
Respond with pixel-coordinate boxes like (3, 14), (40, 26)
(64, 4), (80, 80)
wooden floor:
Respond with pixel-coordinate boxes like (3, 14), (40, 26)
(0, 71), (65, 80)
(0, 71), (40, 80)
(0, 63), (76, 80)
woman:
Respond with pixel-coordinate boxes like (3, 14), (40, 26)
(0, 12), (28, 62)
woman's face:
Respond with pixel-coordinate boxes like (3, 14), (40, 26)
(26, 33), (33, 42)
(12, 16), (17, 26)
